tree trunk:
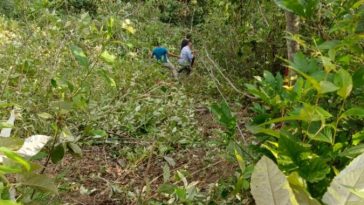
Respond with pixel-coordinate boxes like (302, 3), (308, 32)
(285, 11), (299, 77)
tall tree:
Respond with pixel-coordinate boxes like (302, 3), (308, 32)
(285, 11), (299, 62)
(284, 11), (299, 77)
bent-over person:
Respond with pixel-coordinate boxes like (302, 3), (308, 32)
(151, 42), (179, 79)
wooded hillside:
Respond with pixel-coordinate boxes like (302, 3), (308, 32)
(0, 0), (363, 204)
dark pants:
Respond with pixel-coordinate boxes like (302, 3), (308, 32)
(178, 65), (191, 75)
(178, 57), (195, 75)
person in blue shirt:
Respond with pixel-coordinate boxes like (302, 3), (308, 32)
(151, 41), (179, 79)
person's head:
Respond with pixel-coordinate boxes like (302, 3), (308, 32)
(187, 40), (192, 48)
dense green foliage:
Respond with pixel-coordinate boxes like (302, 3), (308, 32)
(246, 0), (364, 204)
(0, 0), (363, 204)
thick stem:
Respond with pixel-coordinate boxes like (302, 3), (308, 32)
(285, 11), (300, 78)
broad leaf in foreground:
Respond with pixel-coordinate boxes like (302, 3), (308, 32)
(0, 135), (50, 163)
(16, 135), (50, 158)
(273, 0), (319, 17)
(323, 152), (364, 205)
(341, 107), (364, 119)
(20, 173), (58, 194)
(251, 156), (298, 205)
(336, 69), (353, 99)
(0, 147), (30, 171)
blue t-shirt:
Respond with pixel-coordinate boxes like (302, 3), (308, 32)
(152, 47), (168, 63)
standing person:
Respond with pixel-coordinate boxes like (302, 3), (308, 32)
(180, 33), (195, 68)
(151, 41), (179, 79)
(178, 40), (194, 75)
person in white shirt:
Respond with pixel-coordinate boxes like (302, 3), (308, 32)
(178, 41), (195, 75)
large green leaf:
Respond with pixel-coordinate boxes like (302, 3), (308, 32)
(246, 125), (281, 138)
(287, 172), (321, 205)
(341, 108), (364, 119)
(51, 144), (65, 164)
(278, 135), (330, 182)
(288, 63), (322, 93)
(98, 70), (117, 88)
(245, 84), (271, 103)
(290, 52), (320, 75)
(291, 52), (310, 73)
(211, 102), (236, 135)
(319, 81), (339, 94)
(278, 134), (308, 167)
(59, 126), (75, 143)
(318, 40), (340, 50)
(336, 69), (353, 99)
(0, 147), (30, 171)
(0, 164), (23, 174)
(298, 156), (330, 183)
(253, 104), (331, 126)
(340, 144), (364, 158)
(305, 126), (333, 144)
(251, 156), (298, 205)
(0, 138), (24, 150)
(263, 70), (277, 86)
(235, 149), (245, 172)
(262, 141), (279, 158)
(273, 0), (319, 17)
(323, 152), (364, 205)
(100, 50), (116, 65)
(0, 122), (12, 130)
(67, 142), (82, 157)
(352, 130), (364, 145)
(20, 173), (58, 194)
(70, 45), (89, 67)
(299, 104), (332, 122)
(249, 104), (332, 140)
(321, 56), (336, 73)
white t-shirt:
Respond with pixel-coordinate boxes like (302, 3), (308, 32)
(178, 46), (193, 65)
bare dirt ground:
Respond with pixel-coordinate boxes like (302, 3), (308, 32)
(46, 108), (237, 205)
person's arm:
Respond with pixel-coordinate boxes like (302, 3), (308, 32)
(168, 52), (179, 58)
(187, 50), (194, 63)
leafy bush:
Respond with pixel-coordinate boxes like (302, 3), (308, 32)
(0, 0), (15, 17)
(198, 0), (286, 79)
(50, 0), (98, 15)
(246, 0), (364, 199)
(0, 110), (57, 204)
(158, 0), (208, 26)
